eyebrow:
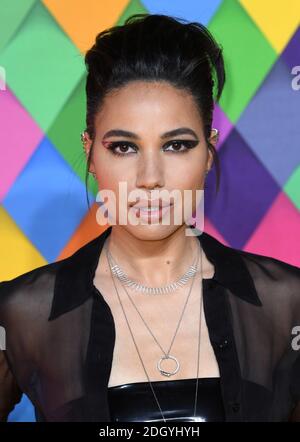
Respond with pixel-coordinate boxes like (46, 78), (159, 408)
(102, 127), (199, 140)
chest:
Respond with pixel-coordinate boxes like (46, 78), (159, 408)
(93, 272), (220, 388)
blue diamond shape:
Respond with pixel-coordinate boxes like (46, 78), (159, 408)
(3, 137), (94, 262)
(141, 0), (222, 25)
(236, 58), (300, 187)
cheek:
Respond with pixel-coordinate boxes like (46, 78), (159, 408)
(165, 150), (206, 183)
(95, 166), (133, 219)
(95, 158), (132, 190)
(172, 169), (205, 215)
(167, 169), (203, 191)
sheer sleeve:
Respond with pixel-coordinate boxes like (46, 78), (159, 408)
(289, 402), (300, 422)
(0, 350), (23, 422)
(289, 353), (300, 422)
(0, 280), (24, 422)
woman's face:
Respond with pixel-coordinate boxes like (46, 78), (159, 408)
(85, 80), (216, 240)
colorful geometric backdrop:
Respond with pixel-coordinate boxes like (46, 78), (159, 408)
(0, 0), (299, 422)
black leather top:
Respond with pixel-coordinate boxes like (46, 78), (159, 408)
(107, 377), (225, 422)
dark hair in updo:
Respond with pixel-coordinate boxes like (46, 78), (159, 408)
(84, 13), (225, 208)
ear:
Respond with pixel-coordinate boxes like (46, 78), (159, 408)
(206, 128), (219, 172)
(209, 128), (219, 149)
(81, 131), (96, 174)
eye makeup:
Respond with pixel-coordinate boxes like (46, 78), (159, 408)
(101, 139), (199, 157)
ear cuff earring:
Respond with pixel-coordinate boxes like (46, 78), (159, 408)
(205, 127), (219, 176)
(80, 131), (96, 179)
(211, 128), (219, 140)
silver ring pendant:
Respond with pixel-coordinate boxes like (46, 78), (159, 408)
(157, 355), (180, 377)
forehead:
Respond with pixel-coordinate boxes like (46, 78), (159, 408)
(94, 81), (202, 131)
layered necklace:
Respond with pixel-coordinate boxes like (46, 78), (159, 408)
(104, 235), (204, 422)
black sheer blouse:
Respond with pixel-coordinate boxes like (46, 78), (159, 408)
(0, 225), (300, 422)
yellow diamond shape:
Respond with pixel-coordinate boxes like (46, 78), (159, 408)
(0, 207), (47, 281)
(43, 0), (130, 53)
(240, 0), (300, 52)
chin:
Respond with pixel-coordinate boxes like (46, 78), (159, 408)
(120, 222), (181, 241)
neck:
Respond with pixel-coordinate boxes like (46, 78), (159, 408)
(106, 224), (200, 286)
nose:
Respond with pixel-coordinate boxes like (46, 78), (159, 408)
(135, 151), (165, 190)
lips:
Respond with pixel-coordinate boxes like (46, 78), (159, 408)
(129, 199), (173, 209)
(128, 199), (174, 223)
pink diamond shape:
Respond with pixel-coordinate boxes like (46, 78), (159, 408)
(244, 192), (300, 267)
(0, 87), (43, 201)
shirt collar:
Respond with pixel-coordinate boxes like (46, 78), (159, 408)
(48, 225), (262, 321)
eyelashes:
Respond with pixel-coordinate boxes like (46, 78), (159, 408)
(103, 140), (199, 157)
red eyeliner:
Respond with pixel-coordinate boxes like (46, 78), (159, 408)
(101, 140), (112, 148)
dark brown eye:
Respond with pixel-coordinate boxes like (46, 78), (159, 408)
(163, 140), (199, 153)
(119, 144), (131, 153)
(105, 142), (137, 156)
(169, 142), (182, 151)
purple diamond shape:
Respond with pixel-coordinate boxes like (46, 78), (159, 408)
(204, 128), (281, 248)
(212, 104), (233, 149)
(281, 26), (300, 71)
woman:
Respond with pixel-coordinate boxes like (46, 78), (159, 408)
(0, 14), (300, 423)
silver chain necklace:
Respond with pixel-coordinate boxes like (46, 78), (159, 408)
(104, 236), (204, 422)
(108, 251), (198, 295)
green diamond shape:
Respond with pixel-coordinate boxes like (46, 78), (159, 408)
(0, 0), (37, 53)
(284, 166), (300, 211)
(116, 0), (148, 25)
(208, 0), (277, 123)
(0, 1), (85, 131)
(47, 76), (98, 197)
